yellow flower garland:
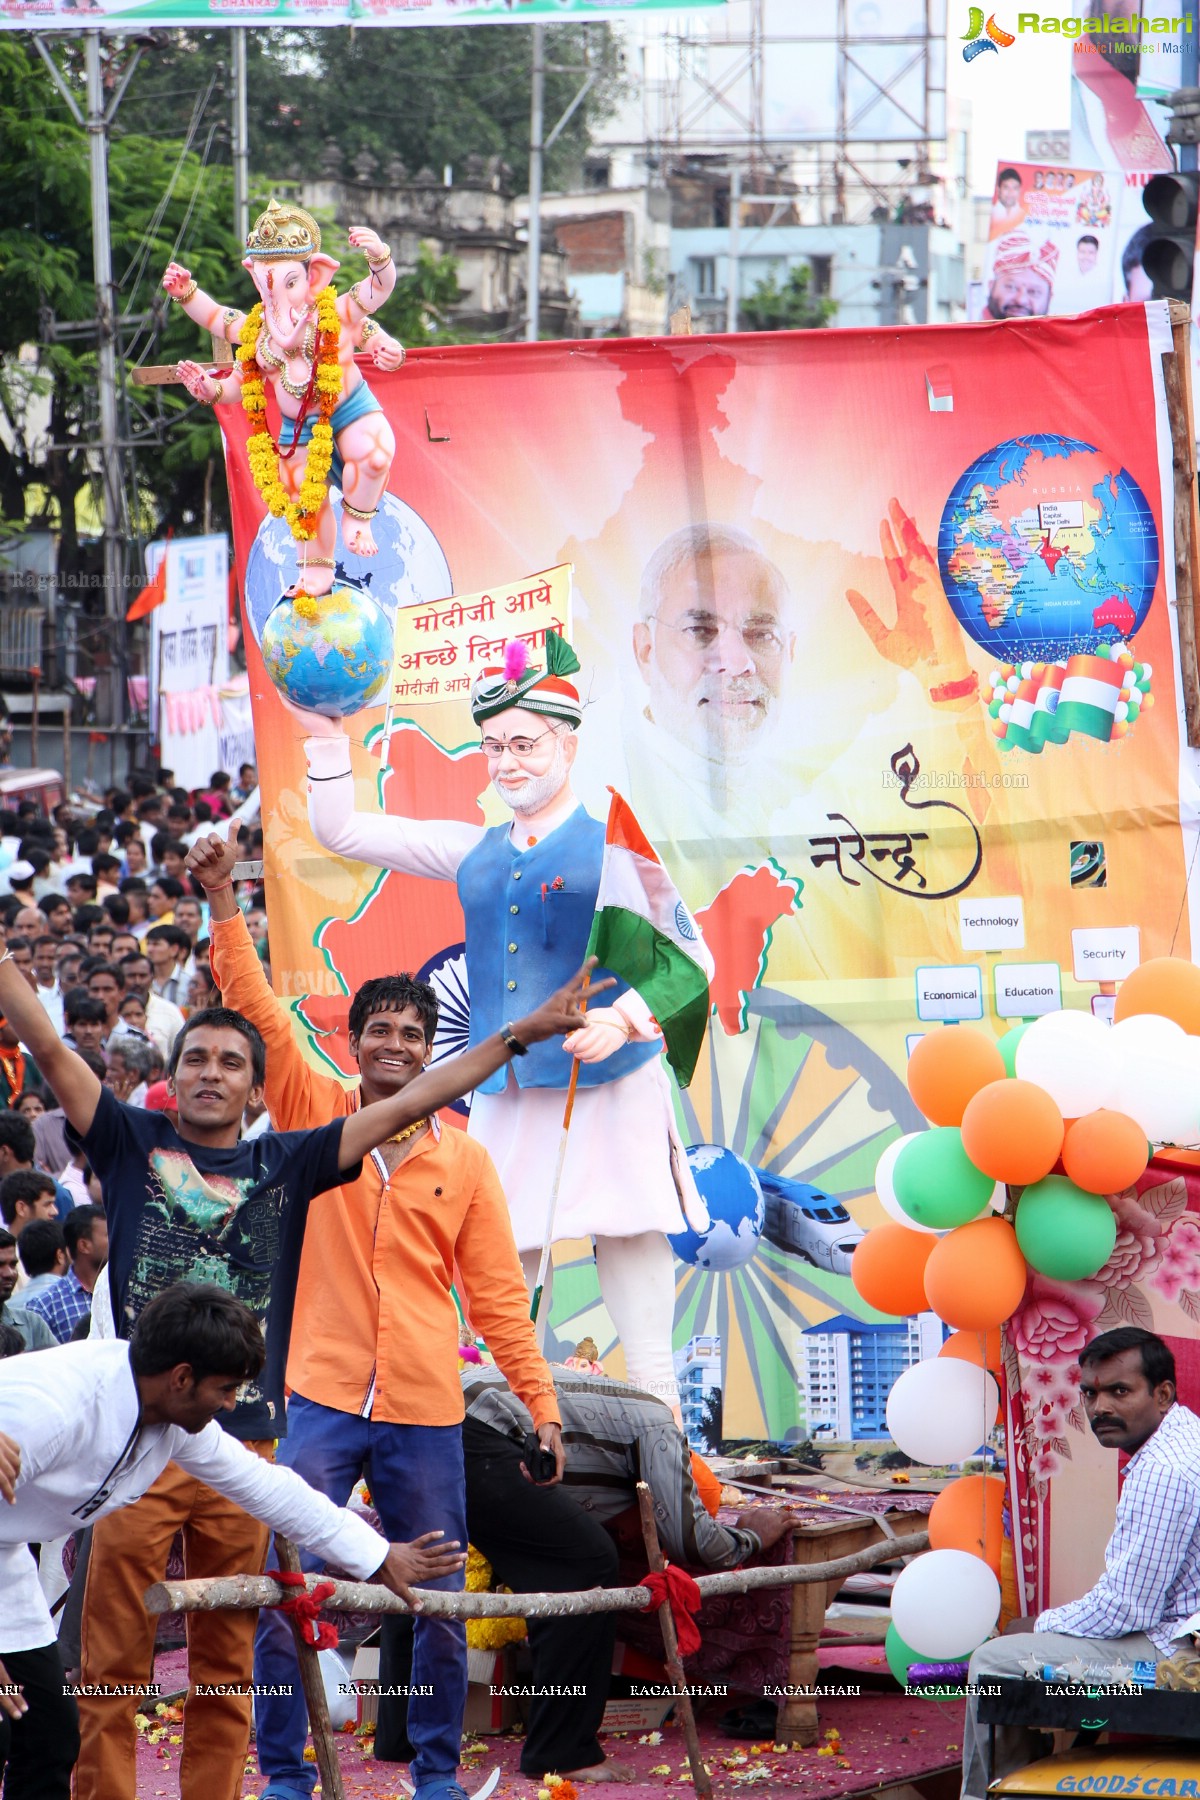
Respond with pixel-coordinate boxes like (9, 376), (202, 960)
(239, 289), (342, 543)
(464, 1544), (527, 1652)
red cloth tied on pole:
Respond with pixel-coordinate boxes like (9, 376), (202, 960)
(641, 1564), (703, 1656)
(266, 1567), (339, 1650)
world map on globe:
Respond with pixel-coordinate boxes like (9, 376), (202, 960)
(937, 435), (1159, 662)
(260, 586), (393, 717)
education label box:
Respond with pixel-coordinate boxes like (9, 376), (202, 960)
(1071, 926), (1140, 984)
(959, 896), (1026, 952)
(915, 966), (984, 1023)
(994, 962), (1062, 1019)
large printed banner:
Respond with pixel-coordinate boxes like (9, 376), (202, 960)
(977, 160), (1160, 320)
(225, 305), (1194, 1602)
(0, 0), (720, 28)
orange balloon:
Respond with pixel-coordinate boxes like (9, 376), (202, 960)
(939, 1326), (1003, 1375)
(851, 1223), (935, 1317)
(960, 1080), (1064, 1185)
(923, 1217), (1028, 1330)
(929, 1474), (1006, 1574)
(1062, 1110), (1150, 1195)
(907, 1028), (1006, 1127)
(1114, 957), (1200, 1035)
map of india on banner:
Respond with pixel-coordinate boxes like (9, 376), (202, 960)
(224, 303), (1196, 1609)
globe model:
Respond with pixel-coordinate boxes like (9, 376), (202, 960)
(937, 435), (1158, 662)
(244, 489), (452, 650)
(260, 584), (393, 718)
(669, 1144), (765, 1272)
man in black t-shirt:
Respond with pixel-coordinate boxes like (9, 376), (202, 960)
(0, 938), (602, 1800)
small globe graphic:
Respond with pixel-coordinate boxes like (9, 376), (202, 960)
(260, 584), (393, 718)
(669, 1144), (765, 1272)
(937, 434), (1159, 662)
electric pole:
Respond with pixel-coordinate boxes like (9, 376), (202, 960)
(526, 23), (544, 341)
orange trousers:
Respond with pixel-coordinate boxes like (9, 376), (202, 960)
(75, 1443), (272, 1800)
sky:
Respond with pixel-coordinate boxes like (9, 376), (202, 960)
(944, 18), (1074, 194)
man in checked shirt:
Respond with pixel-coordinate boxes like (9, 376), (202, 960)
(962, 1326), (1200, 1800)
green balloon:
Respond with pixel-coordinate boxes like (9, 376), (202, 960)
(893, 1127), (995, 1230)
(1015, 1176), (1117, 1281)
(996, 1023), (1030, 1077)
(885, 1623), (963, 1701)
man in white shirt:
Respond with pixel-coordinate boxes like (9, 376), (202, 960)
(0, 1281), (467, 1800)
(115, 950), (184, 1057)
(30, 933), (63, 1037)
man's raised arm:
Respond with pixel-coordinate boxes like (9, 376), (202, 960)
(0, 932), (101, 1133)
(188, 831), (326, 1128)
(336, 962), (613, 1171)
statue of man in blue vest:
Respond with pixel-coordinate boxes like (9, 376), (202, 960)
(302, 633), (708, 1414)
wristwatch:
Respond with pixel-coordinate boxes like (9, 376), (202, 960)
(501, 1021), (528, 1057)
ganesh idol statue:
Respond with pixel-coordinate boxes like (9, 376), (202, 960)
(167, 198), (404, 598)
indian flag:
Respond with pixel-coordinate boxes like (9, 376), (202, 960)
(585, 790), (714, 1088)
(1054, 654), (1124, 744)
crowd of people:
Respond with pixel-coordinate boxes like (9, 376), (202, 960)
(0, 748), (794, 1800)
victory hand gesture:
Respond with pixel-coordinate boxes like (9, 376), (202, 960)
(846, 497), (973, 695)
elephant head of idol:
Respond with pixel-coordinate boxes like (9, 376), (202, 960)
(242, 198), (339, 352)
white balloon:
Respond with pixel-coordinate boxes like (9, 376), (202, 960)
(885, 1358), (999, 1466)
(1108, 1020), (1200, 1144)
(891, 1550), (1002, 1659)
(1110, 1014), (1187, 1058)
(1015, 1011), (1117, 1117)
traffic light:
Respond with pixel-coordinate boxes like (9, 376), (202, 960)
(1141, 171), (1200, 301)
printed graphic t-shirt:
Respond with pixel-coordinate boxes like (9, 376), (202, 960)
(84, 1085), (357, 1440)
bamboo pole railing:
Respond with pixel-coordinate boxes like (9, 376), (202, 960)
(144, 1529), (928, 1619)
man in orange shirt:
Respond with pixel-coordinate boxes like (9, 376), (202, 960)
(192, 833), (563, 1800)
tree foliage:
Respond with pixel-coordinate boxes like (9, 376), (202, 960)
(0, 32), (516, 567)
(114, 22), (623, 190)
(741, 262), (835, 333)
(697, 1387), (724, 1454)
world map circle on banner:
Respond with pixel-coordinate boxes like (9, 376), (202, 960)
(937, 434), (1159, 662)
(242, 489), (453, 648)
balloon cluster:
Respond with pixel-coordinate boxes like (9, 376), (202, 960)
(857, 957), (1200, 1678)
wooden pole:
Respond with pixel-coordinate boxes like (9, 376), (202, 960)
(636, 1480), (712, 1799)
(1165, 298), (1200, 748)
(530, 970), (590, 1340)
(273, 1535), (346, 1800)
(144, 1530), (929, 1619)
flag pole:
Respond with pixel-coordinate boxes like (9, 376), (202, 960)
(530, 970), (590, 1345)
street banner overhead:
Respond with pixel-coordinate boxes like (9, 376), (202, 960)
(0, 0), (722, 28)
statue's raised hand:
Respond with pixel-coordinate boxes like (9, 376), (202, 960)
(368, 329), (407, 373)
(175, 360), (219, 405)
(163, 262), (194, 299)
(347, 226), (389, 264)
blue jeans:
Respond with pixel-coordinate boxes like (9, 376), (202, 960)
(253, 1394), (467, 1796)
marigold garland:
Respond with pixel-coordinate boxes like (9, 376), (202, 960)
(240, 289), (342, 542)
(464, 1544), (527, 1652)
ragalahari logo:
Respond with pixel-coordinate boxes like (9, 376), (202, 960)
(962, 8), (1016, 59)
